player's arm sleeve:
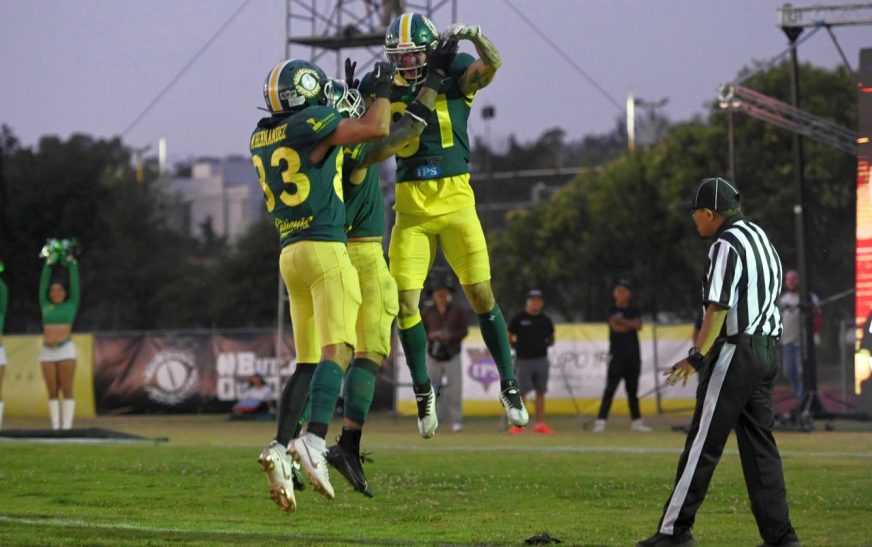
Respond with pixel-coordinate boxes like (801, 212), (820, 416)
(67, 261), (80, 309)
(458, 32), (500, 96)
(362, 110), (428, 165)
(39, 263), (51, 308)
(703, 240), (741, 310)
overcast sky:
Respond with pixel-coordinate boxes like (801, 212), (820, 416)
(0, 0), (868, 163)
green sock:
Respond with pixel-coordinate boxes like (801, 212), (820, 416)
(478, 305), (515, 381)
(307, 360), (344, 436)
(343, 358), (379, 425)
(398, 319), (430, 387)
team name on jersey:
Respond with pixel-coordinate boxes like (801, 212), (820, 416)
(250, 124), (288, 149)
(275, 215), (313, 237)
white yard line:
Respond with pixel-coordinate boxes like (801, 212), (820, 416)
(366, 443), (872, 459)
(0, 515), (254, 536)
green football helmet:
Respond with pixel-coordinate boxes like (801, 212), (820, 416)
(324, 79), (364, 119)
(384, 12), (439, 84)
(262, 59), (328, 114)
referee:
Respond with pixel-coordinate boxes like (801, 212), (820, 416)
(637, 178), (799, 547)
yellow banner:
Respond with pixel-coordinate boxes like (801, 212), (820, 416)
(2, 334), (96, 418)
(396, 323), (697, 417)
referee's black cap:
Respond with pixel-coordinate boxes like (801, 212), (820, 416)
(682, 177), (741, 212)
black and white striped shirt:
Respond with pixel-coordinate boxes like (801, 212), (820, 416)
(702, 218), (783, 338)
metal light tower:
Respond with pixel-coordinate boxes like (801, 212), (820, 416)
(778, 2), (872, 418)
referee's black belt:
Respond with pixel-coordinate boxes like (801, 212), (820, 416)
(724, 333), (778, 347)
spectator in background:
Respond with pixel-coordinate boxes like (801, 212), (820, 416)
(233, 373), (276, 416)
(508, 289), (556, 435)
(423, 279), (468, 433)
(778, 269), (820, 408)
(593, 279), (651, 433)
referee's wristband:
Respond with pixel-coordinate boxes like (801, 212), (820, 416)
(687, 347), (704, 370)
(404, 101), (431, 126)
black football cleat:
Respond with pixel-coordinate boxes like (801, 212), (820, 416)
(325, 444), (374, 498)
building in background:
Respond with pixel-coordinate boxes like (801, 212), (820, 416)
(160, 156), (264, 243)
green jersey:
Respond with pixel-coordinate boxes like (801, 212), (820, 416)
(363, 53), (475, 182)
(362, 53), (477, 215)
(0, 277), (7, 333)
(40, 262), (80, 325)
(249, 105), (346, 247)
(342, 143), (385, 239)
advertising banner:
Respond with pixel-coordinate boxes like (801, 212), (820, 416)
(93, 332), (295, 414)
(395, 323), (698, 417)
(2, 334), (96, 418)
(855, 48), (872, 408)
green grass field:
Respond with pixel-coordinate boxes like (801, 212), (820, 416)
(1, 414), (870, 546)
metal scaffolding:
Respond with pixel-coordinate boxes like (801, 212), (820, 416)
(285, 0), (457, 78)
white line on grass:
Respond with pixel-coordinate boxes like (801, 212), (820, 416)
(0, 515), (255, 536)
(368, 443), (872, 459)
(0, 515), (408, 545)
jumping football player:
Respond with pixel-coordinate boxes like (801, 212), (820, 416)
(361, 13), (528, 438)
(324, 41), (459, 497)
(251, 57), (394, 510)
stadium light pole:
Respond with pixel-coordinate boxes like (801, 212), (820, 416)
(781, 23), (822, 415)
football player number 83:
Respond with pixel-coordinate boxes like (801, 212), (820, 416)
(252, 146), (344, 212)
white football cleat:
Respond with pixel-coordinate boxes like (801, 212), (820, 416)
(288, 434), (334, 501)
(499, 381), (529, 427)
(415, 385), (438, 439)
(592, 419), (606, 433)
(631, 419), (652, 432)
(257, 441), (297, 512)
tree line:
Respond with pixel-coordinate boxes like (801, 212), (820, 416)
(490, 61), (857, 334)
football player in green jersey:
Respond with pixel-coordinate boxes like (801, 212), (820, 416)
(361, 12), (528, 438)
(251, 57), (396, 510)
(321, 45), (455, 497)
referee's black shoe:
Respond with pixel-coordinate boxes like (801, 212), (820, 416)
(635, 531), (697, 547)
(325, 444), (374, 498)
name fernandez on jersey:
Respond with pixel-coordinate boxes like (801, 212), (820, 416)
(250, 124), (288, 149)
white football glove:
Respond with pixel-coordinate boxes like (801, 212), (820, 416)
(440, 23), (481, 42)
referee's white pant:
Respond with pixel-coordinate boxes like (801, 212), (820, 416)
(657, 334), (799, 545)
